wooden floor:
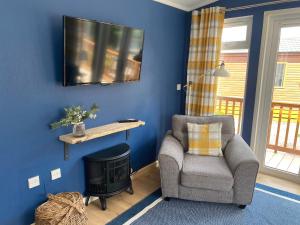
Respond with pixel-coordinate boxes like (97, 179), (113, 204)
(265, 149), (300, 174)
(86, 162), (300, 225)
(86, 163), (161, 225)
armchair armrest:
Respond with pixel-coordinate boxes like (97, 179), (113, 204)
(158, 133), (184, 198)
(224, 135), (259, 205)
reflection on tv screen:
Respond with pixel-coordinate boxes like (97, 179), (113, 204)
(64, 16), (144, 86)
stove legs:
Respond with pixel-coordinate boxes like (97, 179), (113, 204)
(99, 197), (107, 210)
(86, 196), (106, 210)
(89, 184), (133, 211)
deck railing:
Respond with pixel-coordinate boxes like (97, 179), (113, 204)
(215, 96), (300, 155)
(215, 96), (244, 134)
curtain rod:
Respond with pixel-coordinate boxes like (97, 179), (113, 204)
(225, 0), (300, 12)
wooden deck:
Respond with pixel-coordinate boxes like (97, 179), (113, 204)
(265, 149), (300, 174)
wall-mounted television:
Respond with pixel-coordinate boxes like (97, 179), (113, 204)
(63, 16), (144, 86)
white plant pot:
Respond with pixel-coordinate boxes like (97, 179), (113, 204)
(73, 122), (86, 137)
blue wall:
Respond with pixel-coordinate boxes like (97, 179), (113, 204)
(194, 0), (300, 144)
(0, 1), (188, 224)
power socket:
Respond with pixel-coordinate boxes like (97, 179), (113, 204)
(28, 176), (40, 189)
(51, 168), (61, 180)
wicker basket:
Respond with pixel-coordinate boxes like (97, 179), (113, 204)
(35, 192), (88, 225)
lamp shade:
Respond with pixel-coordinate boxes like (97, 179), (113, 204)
(213, 64), (230, 77)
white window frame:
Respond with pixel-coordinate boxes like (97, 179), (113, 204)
(218, 16), (253, 135)
(222, 16), (253, 51)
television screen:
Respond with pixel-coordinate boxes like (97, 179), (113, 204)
(63, 16), (144, 86)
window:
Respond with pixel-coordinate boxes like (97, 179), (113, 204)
(221, 16), (252, 51)
(215, 16), (253, 134)
(274, 63), (286, 87)
(222, 26), (247, 42)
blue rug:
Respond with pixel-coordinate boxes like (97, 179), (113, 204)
(107, 184), (300, 225)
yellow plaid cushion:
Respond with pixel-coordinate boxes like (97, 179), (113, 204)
(187, 122), (223, 156)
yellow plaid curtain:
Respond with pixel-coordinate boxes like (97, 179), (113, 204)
(185, 7), (225, 116)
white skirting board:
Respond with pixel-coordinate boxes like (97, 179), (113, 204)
(83, 196), (98, 205)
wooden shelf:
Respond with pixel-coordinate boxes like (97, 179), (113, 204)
(59, 121), (145, 160)
(59, 121), (145, 144)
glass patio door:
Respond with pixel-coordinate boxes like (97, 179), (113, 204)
(252, 8), (300, 182)
(265, 26), (300, 174)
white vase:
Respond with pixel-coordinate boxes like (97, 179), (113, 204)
(73, 122), (85, 137)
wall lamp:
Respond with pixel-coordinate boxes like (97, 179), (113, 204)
(183, 61), (230, 91)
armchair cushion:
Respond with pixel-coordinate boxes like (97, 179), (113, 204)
(187, 122), (223, 156)
(181, 154), (234, 191)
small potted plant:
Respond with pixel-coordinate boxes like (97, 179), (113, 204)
(50, 104), (99, 137)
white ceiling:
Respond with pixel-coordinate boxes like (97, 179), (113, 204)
(153, 0), (218, 11)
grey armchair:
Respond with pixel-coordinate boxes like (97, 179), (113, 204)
(158, 115), (259, 208)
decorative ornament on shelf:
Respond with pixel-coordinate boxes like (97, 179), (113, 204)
(50, 104), (99, 137)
